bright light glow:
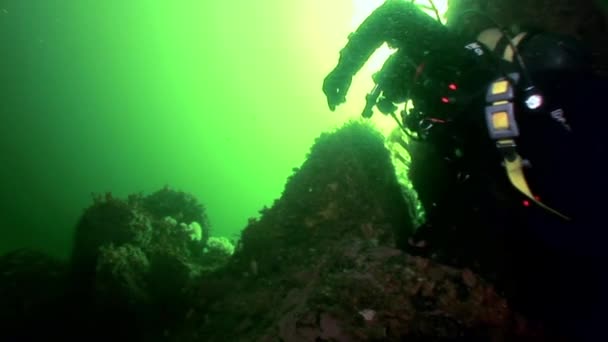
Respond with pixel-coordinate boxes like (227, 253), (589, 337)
(525, 94), (543, 110)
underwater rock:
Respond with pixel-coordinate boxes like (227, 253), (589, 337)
(0, 122), (567, 341)
(66, 189), (216, 340)
(95, 243), (151, 305)
(70, 192), (154, 277)
(140, 186), (210, 245)
(174, 121), (544, 341)
(235, 120), (415, 269)
(71, 190), (209, 275)
(209, 244), (543, 341)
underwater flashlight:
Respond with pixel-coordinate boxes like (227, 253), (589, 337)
(525, 94), (543, 110)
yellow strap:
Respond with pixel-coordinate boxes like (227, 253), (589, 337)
(476, 29), (528, 63)
(503, 32), (528, 63)
(503, 154), (571, 220)
(476, 28), (503, 51)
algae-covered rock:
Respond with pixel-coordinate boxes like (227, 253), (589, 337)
(175, 121), (543, 342)
(67, 188), (214, 340)
(141, 186), (210, 245)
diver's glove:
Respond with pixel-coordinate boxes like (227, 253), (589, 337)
(322, 66), (353, 111)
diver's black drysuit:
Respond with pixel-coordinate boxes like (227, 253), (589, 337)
(323, 1), (608, 340)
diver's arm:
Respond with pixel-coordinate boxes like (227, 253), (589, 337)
(323, 0), (448, 110)
(335, 0), (446, 75)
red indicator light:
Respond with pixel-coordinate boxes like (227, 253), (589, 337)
(441, 97), (450, 103)
(523, 200), (530, 207)
(448, 83), (458, 90)
(534, 195), (541, 201)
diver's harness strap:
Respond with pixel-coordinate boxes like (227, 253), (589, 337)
(485, 74), (571, 220)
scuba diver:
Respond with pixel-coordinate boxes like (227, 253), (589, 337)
(322, 0), (608, 340)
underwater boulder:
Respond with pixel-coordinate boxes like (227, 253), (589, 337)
(140, 186), (210, 247)
(173, 121), (544, 341)
(70, 192), (154, 279)
(67, 189), (215, 340)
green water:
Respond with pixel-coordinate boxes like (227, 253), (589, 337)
(0, 0), (446, 259)
(0, 0), (361, 259)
